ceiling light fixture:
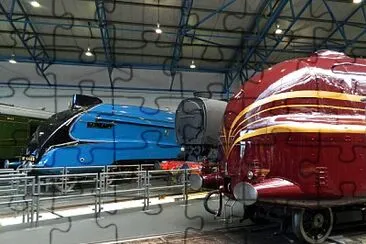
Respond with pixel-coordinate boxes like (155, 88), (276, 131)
(190, 37), (196, 69)
(30, 1), (41, 7)
(84, 47), (93, 57)
(353, 0), (362, 3)
(155, 22), (162, 34)
(190, 60), (196, 69)
(155, 0), (162, 34)
(275, 25), (283, 35)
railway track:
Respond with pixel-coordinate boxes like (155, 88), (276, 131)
(85, 223), (281, 244)
(112, 224), (366, 244)
(326, 221), (366, 244)
(83, 217), (366, 244)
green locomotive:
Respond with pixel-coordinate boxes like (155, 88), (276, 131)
(0, 103), (53, 168)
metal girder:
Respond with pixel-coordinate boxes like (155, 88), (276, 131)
(169, 0), (235, 89)
(224, 72), (232, 100)
(0, 0), (53, 85)
(225, 0), (313, 90)
(0, 54), (231, 73)
(170, 0), (193, 83)
(186, 0), (237, 32)
(184, 33), (236, 47)
(95, 0), (115, 78)
(317, 1), (366, 52)
(231, 0), (288, 81)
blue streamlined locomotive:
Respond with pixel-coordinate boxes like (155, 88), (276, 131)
(6, 94), (181, 171)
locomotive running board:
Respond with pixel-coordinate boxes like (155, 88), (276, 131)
(258, 197), (366, 208)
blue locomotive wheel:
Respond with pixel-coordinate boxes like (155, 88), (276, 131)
(292, 208), (333, 244)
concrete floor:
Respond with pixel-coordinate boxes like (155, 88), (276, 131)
(1, 197), (366, 244)
(0, 198), (249, 244)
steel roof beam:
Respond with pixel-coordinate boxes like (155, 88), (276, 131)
(169, 0), (193, 87)
(186, 0), (236, 32)
(226, 0), (277, 81)
(95, 0), (115, 78)
(5, 13), (248, 35)
(225, 0), (313, 91)
(93, 0), (242, 15)
(0, 45), (312, 60)
(3, 21), (366, 48)
(316, 1), (366, 52)
(184, 33), (242, 47)
(0, 29), (240, 49)
(245, 0), (288, 68)
(0, 0), (53, 85)
(0, 55), (236, 73)
(0, 79), (226, 95)
(226, 0), (288, 87)
(9, 12), (366, 33)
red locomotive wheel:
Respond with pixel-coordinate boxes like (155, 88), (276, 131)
(292, 208), (333, 244)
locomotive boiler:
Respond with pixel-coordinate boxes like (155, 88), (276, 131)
(6, 94), (181, 172)
(178, 50), (366, 243)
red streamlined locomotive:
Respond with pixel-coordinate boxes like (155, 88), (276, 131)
(176, 50), (366, 243)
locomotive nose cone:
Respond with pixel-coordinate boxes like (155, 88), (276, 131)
(233, 182), (258, 206)
(189, 174), (203, 190)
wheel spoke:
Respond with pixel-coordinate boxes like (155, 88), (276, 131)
(293, 208), (333, 243)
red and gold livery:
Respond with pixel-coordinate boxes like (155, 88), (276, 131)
(183, 51), (366, 243)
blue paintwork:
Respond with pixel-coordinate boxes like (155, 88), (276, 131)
(33, 104), (180, 168)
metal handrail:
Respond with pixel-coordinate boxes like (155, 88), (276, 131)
(0, 176), (34, 181)
(0, 166), (196, 228)
(38, 173), (98, 179)
(0, 174), (28, 179)
(0, 199), (32, 205)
